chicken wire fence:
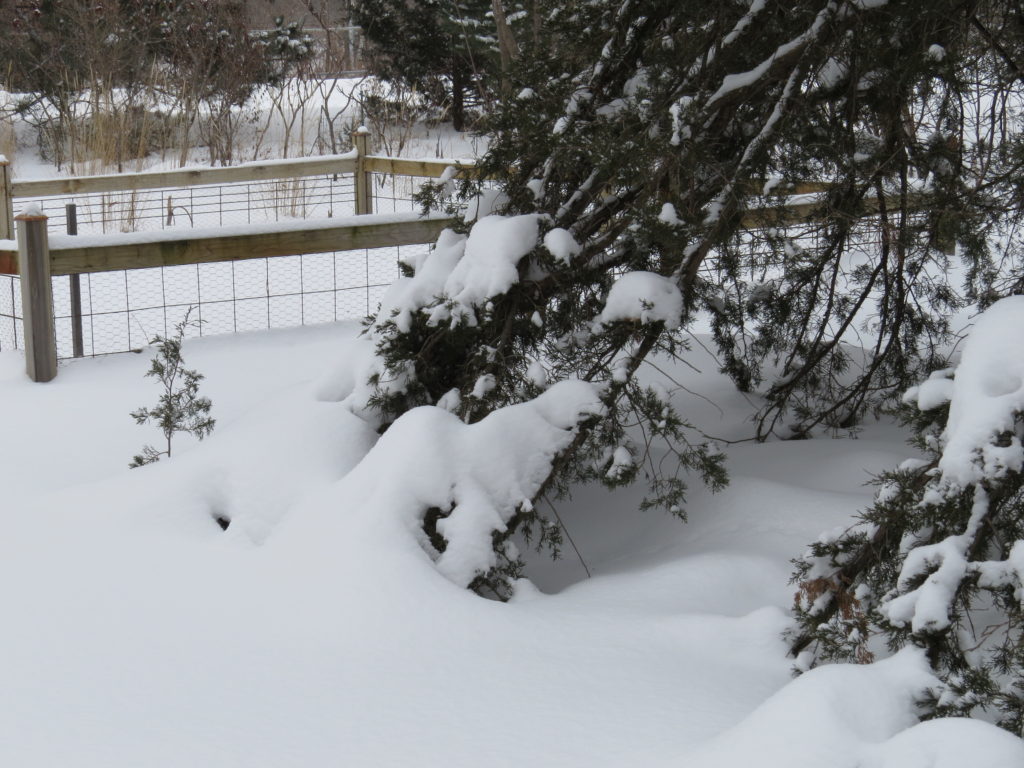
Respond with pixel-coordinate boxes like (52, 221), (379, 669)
(0, 275), (19, 356)
(0, 169), (434, 358)
(0, 172), (911, 363)
(22, 172), (359, 233)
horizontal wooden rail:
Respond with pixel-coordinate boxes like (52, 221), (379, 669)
(738, 192), (931, 228)
(12, 152), (359, 198)
(0, 192), (936, 277)
(363, 155), (477, 178)
(0, 246), (14, 275)
(46, 213), (454, 276)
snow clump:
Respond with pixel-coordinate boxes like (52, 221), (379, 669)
(598, 271), (683, 328)
(938, 296), (1024, 487)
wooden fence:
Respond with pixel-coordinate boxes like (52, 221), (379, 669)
(0, 131), (939, 382)
(0, 130), (475, 381)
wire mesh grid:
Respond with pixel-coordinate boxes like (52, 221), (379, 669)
(0, 275), (22, 353)
(20, 173), (358, 234)
(48, 245), (424, 357)
(369, 172), (429, 215)
(7, 169), (437, 358)
(701, 214), (894, 284)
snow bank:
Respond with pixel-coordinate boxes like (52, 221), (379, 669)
(1, 322), (1020, 766)
(296, 379), (605, 588)
(862, 717), (1024, 768)
(683, 649), (1024, 768)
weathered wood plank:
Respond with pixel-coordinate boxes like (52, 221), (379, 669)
(13, 154), (359, 198)
(363, 156), (477, 178)
(352, 129), (373, 215)
(41, 191), (935, 278)
(738, 179), (835, 195)
(0, 248), (16, 275)
(739, 194), (930, 229)
(17, 212), (57, 382)
(48, 217), (455, 276)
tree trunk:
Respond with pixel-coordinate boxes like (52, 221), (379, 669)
(451, 67), (466, 132)
(491, 0), (518, 99)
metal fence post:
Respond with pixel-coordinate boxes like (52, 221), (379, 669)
(66, 203), (84, 358)
(351, 127), (373, 215)
(0, 157), (14, 242)
(17, 208), (57, 382)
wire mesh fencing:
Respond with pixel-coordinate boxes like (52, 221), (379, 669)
(2, 167), (442, 358)
(0, 275), (21, 354)
(47, 244), (430, 357)
(18, 173), (359, 234)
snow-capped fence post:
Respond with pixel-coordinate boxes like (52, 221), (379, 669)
(16, 208), (57, 382)
(65, 203), (84, 358)
(0, 157), (14, 242)
(351, 127), (373, 215)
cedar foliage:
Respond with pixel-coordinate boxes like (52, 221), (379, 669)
(130, 312), (215, 468)
(352, 0), (529, 129)
(789, 338), (1024, 733)
(363, 0), (1024, 601)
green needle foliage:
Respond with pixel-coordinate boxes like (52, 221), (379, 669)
(130, 310), (215, 468)
(360, 0), (1024, 600)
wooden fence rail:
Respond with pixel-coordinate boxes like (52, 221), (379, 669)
(0, 134), (473, 239)
(5, 209), (456, 381)
(47, 214), (452, 276)
(0, 129), (475, 380)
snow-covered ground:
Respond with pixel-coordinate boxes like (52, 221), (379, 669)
(1, 322), (1021, 766)
(1, 71), (1021, 767)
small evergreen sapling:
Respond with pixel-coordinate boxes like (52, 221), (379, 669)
(130, 311), (215, 468)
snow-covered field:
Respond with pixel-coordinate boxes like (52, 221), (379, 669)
(1, 322), (1021, 766)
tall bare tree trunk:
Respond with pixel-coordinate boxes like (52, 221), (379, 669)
(491, 0), (518, 99)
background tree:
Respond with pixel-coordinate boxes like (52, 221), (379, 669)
(0, 0), (313, 168)
(351, 0), (527, 130)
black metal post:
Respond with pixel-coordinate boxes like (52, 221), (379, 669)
(66, 203), (84, 358)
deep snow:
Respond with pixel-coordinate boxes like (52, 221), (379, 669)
(0, 322), (1021, 766)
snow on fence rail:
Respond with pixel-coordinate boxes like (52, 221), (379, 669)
(0, 135), (477, 379)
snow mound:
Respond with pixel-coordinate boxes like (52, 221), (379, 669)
(862, 717), (1024, 768)
(328, 379), (604, 587)
(684, 649), (1023, 768)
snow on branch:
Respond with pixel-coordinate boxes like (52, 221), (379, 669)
(937, 296), (1024, 488)
(339, 381), (605, 590)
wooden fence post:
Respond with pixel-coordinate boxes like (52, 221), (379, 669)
(17, 208), (57, 382)
(0, 157), (14, 242)
(351, 127), (373, 215)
